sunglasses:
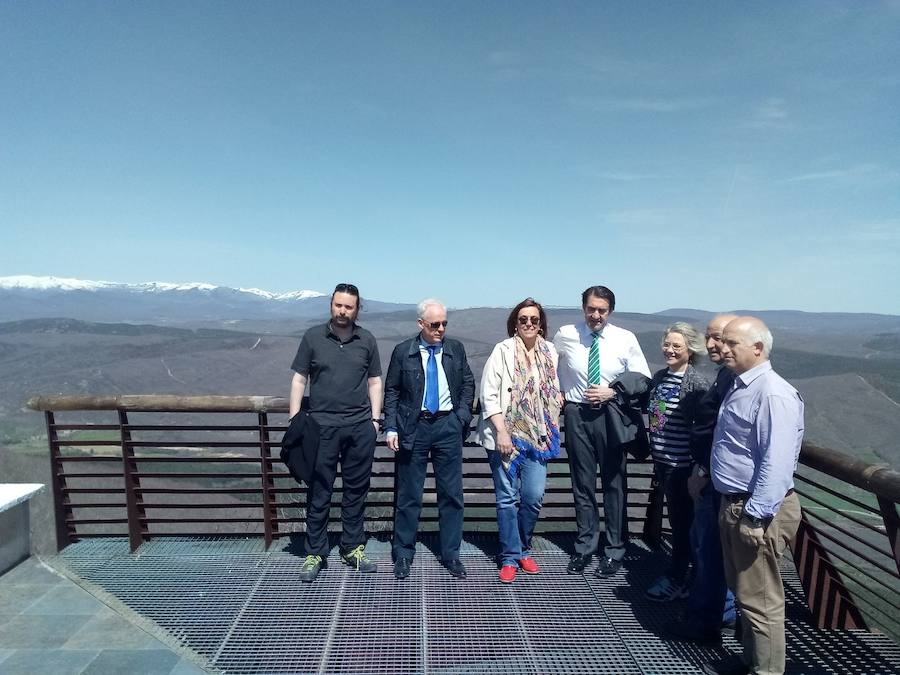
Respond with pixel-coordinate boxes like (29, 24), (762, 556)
(423, 320), (448, 330)
(517, 316), (541, 326)
(333, 283), (359, 294)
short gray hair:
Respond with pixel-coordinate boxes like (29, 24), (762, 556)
(417, 298), (445, 319)
(663, 322), (706, 364)
(742, 321), (774, 356)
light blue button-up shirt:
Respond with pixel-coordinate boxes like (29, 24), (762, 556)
(710, 360), (805, 519)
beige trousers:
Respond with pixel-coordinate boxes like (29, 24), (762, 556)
(719, 491), (801, 675)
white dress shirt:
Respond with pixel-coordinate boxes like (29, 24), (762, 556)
(553, 321), (650, 403)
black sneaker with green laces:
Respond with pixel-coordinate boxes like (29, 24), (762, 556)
(341, 545), (377, 572)
(299, 554), (325, 582)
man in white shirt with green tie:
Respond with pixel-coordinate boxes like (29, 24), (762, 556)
(553, 285), (651, 577)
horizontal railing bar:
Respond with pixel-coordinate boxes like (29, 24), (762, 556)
(67, 518), (129, 525)
(55, 456), (123, 462)
(799, 491), (889, 540)
(796, 472), (881, 516)
(135, 488), (261, 494)
(800, 442), (900, 503)
(63, 488), (126, 494)
(61, 473), (126, 479)
(821, 549), (900, 612)
(28, 394), (290, 412)
(55, 440), (122, 447)
(126, 441), (263, 448)
(66, 502), (126, 509)
(801, 508), (891, 560)
(50, 424), (121, 431)
(121, 457), (261, 463)
(804, 518), (900, 580)
(140, 504), (265, 510)
(140, 517), (265, 524)
(132, 472), (264, 479)
(124, 425), (263, 432)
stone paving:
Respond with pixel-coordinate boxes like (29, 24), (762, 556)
(0, 556), (210, 675)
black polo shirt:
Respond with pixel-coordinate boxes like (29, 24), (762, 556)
(291, 322), (382, 427)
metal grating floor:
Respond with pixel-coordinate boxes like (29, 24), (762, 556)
(48, 535), (900, 675)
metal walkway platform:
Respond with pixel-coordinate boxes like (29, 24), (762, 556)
(47, 535), (900, 675)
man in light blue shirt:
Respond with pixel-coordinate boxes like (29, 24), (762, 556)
(705, 317), (804, 675)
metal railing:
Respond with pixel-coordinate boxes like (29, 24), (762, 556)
(25, 394), (900, 640)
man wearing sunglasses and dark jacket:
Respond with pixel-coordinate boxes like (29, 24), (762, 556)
(384, 298), (475, 580)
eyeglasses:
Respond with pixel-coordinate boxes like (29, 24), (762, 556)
(662, 342), (686, 352)
(423, 320), (448, 329)
(517, 316), (540, 326)
(333, 283), (359, 294)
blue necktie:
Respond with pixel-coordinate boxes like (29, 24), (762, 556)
(424, 345), (439, 414)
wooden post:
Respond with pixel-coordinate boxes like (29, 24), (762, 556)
(45, 411), (74, 551)
(259, 412), (277, 549)
(119, 409), (145, 552)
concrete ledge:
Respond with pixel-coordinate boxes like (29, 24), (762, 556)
(0, 483), (45, 575)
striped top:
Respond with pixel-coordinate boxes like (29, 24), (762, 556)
(647, 370), (692, 468)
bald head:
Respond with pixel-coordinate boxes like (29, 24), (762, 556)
(705, 313), (740, 365)
(720, 316), (774, 374)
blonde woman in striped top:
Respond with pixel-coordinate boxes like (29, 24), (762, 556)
(645, 322), (709, 602)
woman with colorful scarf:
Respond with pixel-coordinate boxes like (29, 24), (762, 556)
(477, 298), (562, 583)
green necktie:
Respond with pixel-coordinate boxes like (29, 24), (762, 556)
(588, 331), (601, 385)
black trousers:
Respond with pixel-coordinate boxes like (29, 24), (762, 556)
(564, 403), (628, 561)
(392, 413), (464, 561)
(304, 419), (376, 556)
(654, 462), (694, 581)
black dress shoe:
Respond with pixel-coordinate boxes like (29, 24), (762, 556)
(700, 656), (749, 675)
(444, 559), (467, 579)
(595, 556), (622, 577)
(566, 553), (592, 574)
(665, 621), (722, 643)
(394, 557), (411, 580)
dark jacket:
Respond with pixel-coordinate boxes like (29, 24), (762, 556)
(689, 366), (735, 470)
(280, 409), (320, 484)
(607, 371), (653, 460)
(647, 364), (711, 426)
(383, 336), (475, 450)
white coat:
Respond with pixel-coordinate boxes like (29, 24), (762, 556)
(476, 337), (559, 451)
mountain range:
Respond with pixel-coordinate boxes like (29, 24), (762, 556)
(0, 275), (412, 322)
(1, 276), (899, 469)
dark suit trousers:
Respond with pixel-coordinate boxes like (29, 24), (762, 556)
(393, 414), (464, 561)
(565, 403), (628, 561)
(304, 420), (376, 556)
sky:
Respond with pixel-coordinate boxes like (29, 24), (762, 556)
(1, 2), (899, 314)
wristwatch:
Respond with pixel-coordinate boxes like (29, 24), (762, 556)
(742, 512), (771, 529)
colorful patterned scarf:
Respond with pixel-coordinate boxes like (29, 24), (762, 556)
(503, 335), (562, 475)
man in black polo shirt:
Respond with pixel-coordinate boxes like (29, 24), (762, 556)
(289, 283), (383, 582)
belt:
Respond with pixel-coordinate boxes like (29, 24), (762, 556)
(565, 400), (601, 409)
(419, 410), (452, 420)
(723, 488), (794, 504)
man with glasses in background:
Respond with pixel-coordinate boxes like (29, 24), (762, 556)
(289, 283), (383, 582)
(383, 299), (475, 580)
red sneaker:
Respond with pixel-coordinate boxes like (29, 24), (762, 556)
(498, 565), (517, 584)
(519, 557), (540, 575)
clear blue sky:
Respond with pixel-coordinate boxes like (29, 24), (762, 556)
(2, 2), (898, 314)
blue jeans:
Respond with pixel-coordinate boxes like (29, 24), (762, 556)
(687, 481), (736, 627)
(488, 451), (547, 566)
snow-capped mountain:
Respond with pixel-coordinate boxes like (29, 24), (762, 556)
(0, 276), (407, 323)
